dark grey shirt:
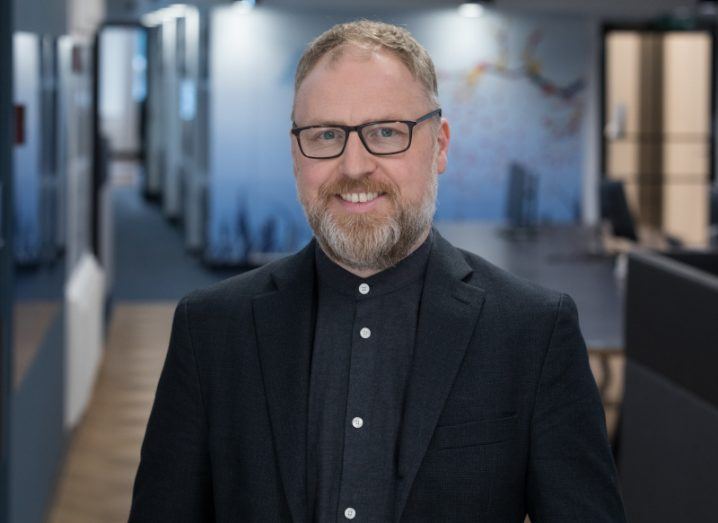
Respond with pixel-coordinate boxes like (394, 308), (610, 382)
(307, 234), (432, 522)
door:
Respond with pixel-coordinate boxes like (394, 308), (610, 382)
(603, 27), (715, 247)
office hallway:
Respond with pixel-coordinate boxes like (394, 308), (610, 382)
(47, 161), (240, 521)
(110, 160), (238, 301)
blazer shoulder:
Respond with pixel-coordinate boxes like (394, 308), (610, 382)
(457, 247), (565, 313)
(179, 250), (306, 312)
(453, 247), (580, 361)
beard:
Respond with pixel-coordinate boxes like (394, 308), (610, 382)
(298, 172), (437, 273)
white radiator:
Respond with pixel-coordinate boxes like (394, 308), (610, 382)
(64, 253), (105, 429)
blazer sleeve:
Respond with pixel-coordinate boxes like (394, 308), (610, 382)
(525, 293), (627, 522)
(129, 295), (214, 522)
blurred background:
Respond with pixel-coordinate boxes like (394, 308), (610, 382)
(1, 0), (717, 521)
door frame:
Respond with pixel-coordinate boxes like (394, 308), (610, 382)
(0, 0), (15, 520)
(600, 20), (718, 185)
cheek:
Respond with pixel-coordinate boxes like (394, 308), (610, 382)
(400, 157), (435, 198)
(295, 164), (331, 199)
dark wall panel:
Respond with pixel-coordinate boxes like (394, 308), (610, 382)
(1, 0), (15, 518)
(14, 0), (67, 36)
(8, 310), (66, 523)
(625, 253), (718, 408)
(619, 361), (718, 523)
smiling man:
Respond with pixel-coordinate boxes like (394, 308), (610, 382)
(130, 20), (627, 522)
(291, 40), (448, 277)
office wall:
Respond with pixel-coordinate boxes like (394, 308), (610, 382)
(208, 6), (591, 263)
(8, 14), (99, 522)
(12, 33), (42, 263)
(14, 0), (67, 36)
(14, 0), (104, 37)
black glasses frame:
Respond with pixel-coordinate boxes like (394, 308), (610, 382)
(291, 108), (442, 160)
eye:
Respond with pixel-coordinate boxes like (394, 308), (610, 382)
(365, 124), (407, 140)
(305, 128), (343, 143)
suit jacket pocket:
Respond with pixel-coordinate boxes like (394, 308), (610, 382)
(430, 413), (518, 450)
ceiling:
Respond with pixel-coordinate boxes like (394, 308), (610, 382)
(117, 0), (712, 21)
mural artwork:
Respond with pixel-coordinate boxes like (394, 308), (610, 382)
(207, 9), (590, 264)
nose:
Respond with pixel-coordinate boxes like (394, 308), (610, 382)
(339, 130), (376, 180)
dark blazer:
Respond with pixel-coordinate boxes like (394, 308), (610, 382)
(129, 231), (626, 522)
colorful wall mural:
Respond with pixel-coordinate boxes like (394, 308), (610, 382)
(208, 7), (591, 264)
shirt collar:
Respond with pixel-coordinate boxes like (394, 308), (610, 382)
(314, 230), (433, 299)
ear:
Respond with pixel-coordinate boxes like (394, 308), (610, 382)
(435, 117), (450, 174)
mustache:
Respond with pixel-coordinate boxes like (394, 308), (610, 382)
(317, 178), (398, 201)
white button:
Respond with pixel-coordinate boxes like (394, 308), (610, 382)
(344, 507), (356, 520)
(358, 283), (370, 295)
(360, 327), (371, 339)
(352, 417), (364, 428)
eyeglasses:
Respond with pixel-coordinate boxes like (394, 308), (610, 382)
(291, 108), (442, 160)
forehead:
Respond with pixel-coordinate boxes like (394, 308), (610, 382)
(294, 46), (429, 124)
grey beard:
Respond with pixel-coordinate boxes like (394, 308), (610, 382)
(302, 176), (437, 272)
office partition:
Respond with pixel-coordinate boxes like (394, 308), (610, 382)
(619, 250), (718, 522)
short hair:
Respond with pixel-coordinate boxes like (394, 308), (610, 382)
(293, 20), (439, 111)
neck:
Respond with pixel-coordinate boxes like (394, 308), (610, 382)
(331, 226), (431, 278)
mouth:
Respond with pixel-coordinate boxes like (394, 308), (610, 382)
(338, 191), (383, 203)
(333, 191), (388, 212)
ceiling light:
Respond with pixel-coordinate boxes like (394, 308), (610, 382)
(459, 1), (485, 18)
(234, 0), (256, 14)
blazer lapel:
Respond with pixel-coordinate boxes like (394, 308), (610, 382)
(394, 231), (486, 522)
(253, 241), (316, 523)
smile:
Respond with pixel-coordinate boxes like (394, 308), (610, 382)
(339, 192), (382, 203)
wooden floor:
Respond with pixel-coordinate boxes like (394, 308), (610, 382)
(46, 302), (625, 522)
(47, 303), (175, 523)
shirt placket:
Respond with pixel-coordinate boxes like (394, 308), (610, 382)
(337, 289), (376, 521)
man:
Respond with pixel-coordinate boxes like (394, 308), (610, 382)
(130, 20), (626, 522)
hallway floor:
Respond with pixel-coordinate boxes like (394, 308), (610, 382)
(47, 303), (174, 522)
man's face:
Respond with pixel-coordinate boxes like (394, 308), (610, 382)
(291, 46), (450, 272)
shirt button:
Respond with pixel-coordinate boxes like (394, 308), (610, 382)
(344, 507), (356, 520)
(352, 417), (364, 429)
(358, 283), (370, 295)
(360, 327), (371, 339)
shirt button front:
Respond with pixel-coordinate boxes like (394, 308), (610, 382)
(352, 417), (364, 429)
(344, 507), (356, 520)
(360, 327), (371, 339)
(358, 283), (370, 295)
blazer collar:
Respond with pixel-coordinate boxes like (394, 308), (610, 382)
(253, 231), (486, 523)
(252, 239), (316, 522)
(394, 230), (486, 521)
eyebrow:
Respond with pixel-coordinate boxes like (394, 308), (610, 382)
(301, 116), (407, 127)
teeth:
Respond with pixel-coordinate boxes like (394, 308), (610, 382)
(340, 192), (380, 203)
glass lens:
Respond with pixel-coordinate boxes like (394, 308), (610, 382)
(361, 122), (410, 153)
(299, 127), (346, 157)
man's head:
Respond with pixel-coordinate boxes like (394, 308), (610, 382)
(291, 20), (450, 274)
